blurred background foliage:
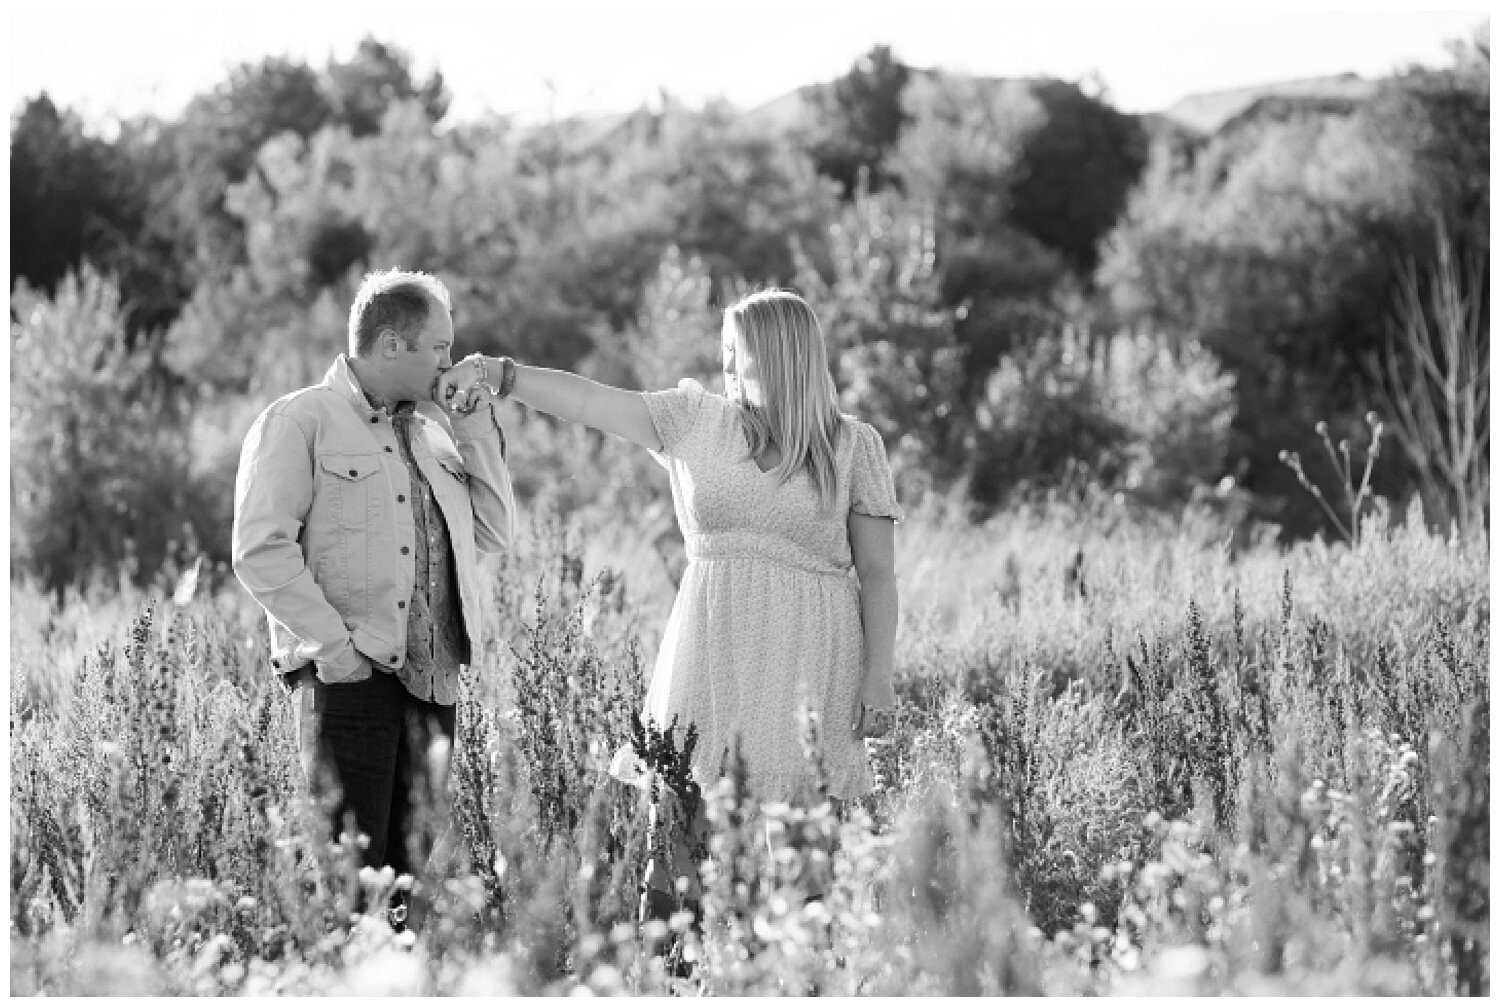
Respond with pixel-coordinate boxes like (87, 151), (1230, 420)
(10, 30), (1490, 596)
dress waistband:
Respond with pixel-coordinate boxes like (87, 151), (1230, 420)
(684, 531), (856, 589)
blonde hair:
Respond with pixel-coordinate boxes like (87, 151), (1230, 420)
(723, 289), (845, 510)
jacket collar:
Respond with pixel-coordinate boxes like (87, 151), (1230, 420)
(323, 355), (376, 414)
(323, 354), (415, 417)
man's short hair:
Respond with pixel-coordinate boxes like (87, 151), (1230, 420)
(348, 269), (452, 357)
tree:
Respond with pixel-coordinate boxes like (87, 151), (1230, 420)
(809, 45), (912, 196)
(325, 37), (450, 137)
(1093, 69), (1483, 534)
(1006, 79), (1148, 277)
(11, 268), (207, 595)
(622, 247), (724, 391)
(887, 75), (1074, 388)
(10, 96), (142, 294)
(169, 56), (336, 282)
(794, 189), (969, 488)
(1368, 28), (1489, 259)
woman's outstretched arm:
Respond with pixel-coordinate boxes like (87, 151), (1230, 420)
(442, 357), (661, 450)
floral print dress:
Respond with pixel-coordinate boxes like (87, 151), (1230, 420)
(613, 379), (903, 802)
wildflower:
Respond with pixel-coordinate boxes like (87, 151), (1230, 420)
(587, 964), (624, 993)
(1156, 945), (1211, 979)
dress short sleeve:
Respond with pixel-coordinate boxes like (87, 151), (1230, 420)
(641, 379), (708, 456)
(849, 421), (904, 523)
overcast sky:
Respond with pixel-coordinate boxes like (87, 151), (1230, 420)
(6, 2), (1487, 127)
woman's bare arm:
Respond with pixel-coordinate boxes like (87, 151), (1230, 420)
(442, 357), (661, 450)
(849, 511), (899, 735)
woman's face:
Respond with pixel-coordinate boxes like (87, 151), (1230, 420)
(722, 321), (762, 404)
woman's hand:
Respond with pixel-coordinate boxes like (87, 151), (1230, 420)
(854, 677), (898, 738)
(437, 355), (491, 414)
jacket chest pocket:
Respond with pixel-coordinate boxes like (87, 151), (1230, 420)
(319, 452), (383, 529)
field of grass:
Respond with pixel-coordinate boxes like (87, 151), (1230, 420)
(9, 496), (1489, 995)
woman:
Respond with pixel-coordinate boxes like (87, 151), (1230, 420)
(439, 288), (900, 903)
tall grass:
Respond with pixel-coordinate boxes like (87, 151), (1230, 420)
(9, 499), (1488, 995)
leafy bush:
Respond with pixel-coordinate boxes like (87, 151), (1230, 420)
(969, 328), (1235, 511)
(11, 267), (214, 596)
(795, 189), (970, 491)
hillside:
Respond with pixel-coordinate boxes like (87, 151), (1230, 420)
(742, 67), (1381, 136)
(1160, 72), (1380, 133)
(743, 66), (1034, 134)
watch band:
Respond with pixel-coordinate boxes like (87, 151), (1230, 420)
(497, 357), (517, 399)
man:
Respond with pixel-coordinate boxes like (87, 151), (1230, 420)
(232, 268), (516, 926)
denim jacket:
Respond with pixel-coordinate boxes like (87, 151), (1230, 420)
(232, 355), (517, 684)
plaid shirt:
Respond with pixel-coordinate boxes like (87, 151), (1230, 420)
(375, 399), (469, 705)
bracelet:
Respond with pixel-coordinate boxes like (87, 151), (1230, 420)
(496, 357), (517, 399)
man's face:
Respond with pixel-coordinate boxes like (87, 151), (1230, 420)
(389, 305), (455, 402)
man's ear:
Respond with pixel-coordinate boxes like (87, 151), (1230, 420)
(379, 328), (401, 358)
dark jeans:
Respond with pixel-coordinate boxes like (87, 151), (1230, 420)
(285, 667), (456, 878)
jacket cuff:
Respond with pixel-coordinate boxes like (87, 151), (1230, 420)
(318, 640), (370, 683)
(450, 399), (507, 458)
